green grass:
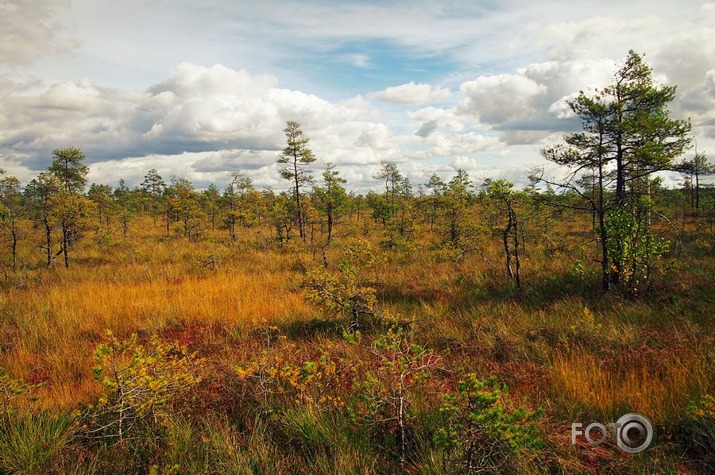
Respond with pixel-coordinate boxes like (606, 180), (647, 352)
(0, 411), (76, 474)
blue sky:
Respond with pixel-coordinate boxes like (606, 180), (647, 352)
(0, 0), (713, 191)
(284, 39), (459, 98)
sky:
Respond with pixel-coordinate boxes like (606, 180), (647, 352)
(1, 0), (714, 192)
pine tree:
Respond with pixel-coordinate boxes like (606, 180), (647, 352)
(278, 121), (316, 240)
(541, 51), (692, 292)
(49, 147), (89, 193)
(314, 163), (348, 243)
(141, 169), (166, 226)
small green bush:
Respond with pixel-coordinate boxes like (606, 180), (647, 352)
(434, 374), (543, 474)
(87, 331), (204, 444)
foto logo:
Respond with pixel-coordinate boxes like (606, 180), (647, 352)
(571, 413), (653, 454)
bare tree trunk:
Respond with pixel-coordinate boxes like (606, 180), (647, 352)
(512, 209), (521, 290)
(293, 155), (305, 240)
(44, 214), (53, 268)
(396, 375), (407, 474)
(62, 220), (70, 268)
(695, 170), (700, 209)
(503, 223), (513, 281)
(598, 169), (610, 292)
(10, 219), (17, 271)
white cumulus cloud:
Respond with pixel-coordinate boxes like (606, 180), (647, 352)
(458, 74), (547, 125)
(373, 81), (452, 105)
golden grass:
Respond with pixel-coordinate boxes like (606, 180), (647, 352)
(549, 349), (712, 424)
(0, 226), (315, 407)
(0, 212), (713, 434)
(42, 269), (305, 331)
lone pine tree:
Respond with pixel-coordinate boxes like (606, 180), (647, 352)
(278, 120), (316, 240)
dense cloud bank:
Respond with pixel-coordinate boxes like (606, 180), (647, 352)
(0, 1), (713, 191)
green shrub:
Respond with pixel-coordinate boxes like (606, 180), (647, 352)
(87, 331), (204, 444)
(434, 374), (543, 474)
